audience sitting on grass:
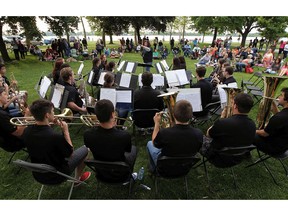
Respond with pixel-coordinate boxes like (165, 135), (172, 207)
(264, 57), (282, 74)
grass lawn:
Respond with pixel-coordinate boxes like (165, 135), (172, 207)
(1, 41), (288, 200)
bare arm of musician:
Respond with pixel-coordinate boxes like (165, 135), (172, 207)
(256, 129), (269, 137)
(152, 112), (161, 144)
(206, 125), (213, 138)
(55, 119), (73, 147)
(271, 100), (280, 115)
(67, 102), (87, 113)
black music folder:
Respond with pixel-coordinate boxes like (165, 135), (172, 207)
(115, 72), (138, 90)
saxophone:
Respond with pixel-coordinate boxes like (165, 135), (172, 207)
(257, 76), (288, 129)
(158, 91), (179, 128)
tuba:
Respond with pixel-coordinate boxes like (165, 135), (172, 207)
(157, 91), (179, 128)
(221, 87), (242, 118)
(257, 76), (288, 129)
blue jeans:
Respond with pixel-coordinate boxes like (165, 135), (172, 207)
(147, 141), (162, 172)
(145, 62), (152, 72)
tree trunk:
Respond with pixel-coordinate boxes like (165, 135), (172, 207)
(135, 27), (141, 43)
(66, 31), (70, 44)
(134, 30), (137, 46)
(80, 17), (87, 39)
(109, 34), (113, 44)
(212, 27), (218, 45)
(202, 33), (205, 44)
(102, 31), (106, 47)
(182, 23), (185, 40)
(0, 23), (11, 62)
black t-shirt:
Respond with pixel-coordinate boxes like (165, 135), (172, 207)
(2, 76), (10, 86)
(264, 108), (288, 152)
(22, 125), (73, 184)
(92, 66), (101, 85)
(134, 86), (164, 111)
(84, 126), (131, 162)
(154, 124), (203, 157)
(223, 76), (237, 85)
(191, 79), (213, 116)
(142, 49), (153, 63)
(0, 107), (24, 152)
(63, 82), (83, 110)
(209, 114), (256, 150)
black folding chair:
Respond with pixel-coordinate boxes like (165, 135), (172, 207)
(203, 145), (256, 189)
(152, 155), (201, 199)
(131, 109), (160, 142)
(246, 149), (288, 185)
(85, 159), (134, 198)
(13, 159), (84, 199)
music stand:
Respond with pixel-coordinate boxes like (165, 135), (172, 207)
(38, 76), (52, 99)
(160, 60), (170, 71)
(155, 62), (164, 74)
(116, 60), (126, 72)
(97, 72), (108, 86)
(49, 83), (68, 111)
(77, 62), (84, 77)
(137, 62), (153, 72)
(123, 61), (138, 73)
(115, 72), (138, 90)
(164, 69), (190, 87)
(138, 73), (165, 90)
(167, 88), (202, 112)
(100, 88), (133, 111)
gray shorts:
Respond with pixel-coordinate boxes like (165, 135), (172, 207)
(67, 145), (88, 172)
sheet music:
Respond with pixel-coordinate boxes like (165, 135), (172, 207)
(152, 74), (164, 88)
(125, 62), (135, 73)
(175, 69), (189, 85)
(156, 63), (163, 74)
(88, 71), (94, 84)
(116, 90), (132, 103)
(77, 63), (84, 75)
(100, 88), (117, 107)
(217, 84), (228, 108)
(51, 84), (64, 108)
(39, 76), (51, 98)
(117, 60), (126, 72)
(228, 82), (238, 88)
(165, 70), (179, 87)
(97, 72), (107, 85)
(161, 60), (169, 70)
(173, 88), (202, 112)
(119, 73), (131, 88)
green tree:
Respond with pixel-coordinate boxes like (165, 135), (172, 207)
(41, 16), (79, 43)
(174, 17), (191, 41)
(191, 17), (228, 45)
(257, 16), (288, 51)
(226, 17), (259, 47)
(0, 16), (40, 62)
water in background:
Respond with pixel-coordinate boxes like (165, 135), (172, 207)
(43, 34), (288, 45)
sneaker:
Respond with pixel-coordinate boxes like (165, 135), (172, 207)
(74, 171), (91, 187)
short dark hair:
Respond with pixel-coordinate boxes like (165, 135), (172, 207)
(173, 100), (193, 123)
(234, 93), (253, 114)
(103, 72), (114, 88)
(95, 99), (114, 123)
(141, 72), (153, 86)
(105, 61), (116, 72)
(59, 63), (70, 70)
(60, 67), (73, 82)
(29, 99), (54, 121)
(0, 64), (5, 71)
(196, 66), (206, 78)
(0, 86), (6, 95)
(225, 66), (234, 75)
(281, 87), (288, 101)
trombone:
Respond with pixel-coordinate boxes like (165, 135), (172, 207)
(80, 114), (133, 128)
(10, 108), (83, 126)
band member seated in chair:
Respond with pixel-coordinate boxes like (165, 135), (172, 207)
(191, 66), (213, 117)
(254, 88), (288, 155)
(84, 99), (137, 169)
(60, 67), (87, 114)
(22, 99), (90, 185)
(147, 100), (203, 172)
(201, 93), (256, 167)
(134, 72), (164, 111)
(0, 87), (27, 152)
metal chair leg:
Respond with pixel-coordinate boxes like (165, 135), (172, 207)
(67, 182), (74, 200)
(203, 157), (210, 190)
(154, 176), (158, 198)
(38, 185), (44, 200)
(184, 176), (189, 199)
(231, 167), (237, 189)
(8, 152), (17, 164)
(262, 160), (278, 185)
(278, 159), (288, 177)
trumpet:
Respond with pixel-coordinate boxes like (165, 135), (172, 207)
(10, 108), (83, 126)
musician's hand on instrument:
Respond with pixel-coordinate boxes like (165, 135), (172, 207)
(153, 112), (161, 125)
(220, 107), (227, 118)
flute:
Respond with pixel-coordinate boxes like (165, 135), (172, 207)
(262, 96), (279, 101)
